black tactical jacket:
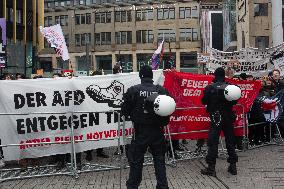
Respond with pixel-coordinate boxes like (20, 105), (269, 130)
(121, 78), (170, 126)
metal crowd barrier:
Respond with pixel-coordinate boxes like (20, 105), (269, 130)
(246, 121), (284, 150)
(163, 104), (248, 162)
(0, 111), (124, 183)
(1, 108), (282, 185)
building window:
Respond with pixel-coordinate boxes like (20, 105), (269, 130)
(8, 8), (13, 22)
(95, 33), (101, 45)
(242, 31), (245, 48)
(101, 13), (106, 23)
(86, 33), (91, 45)
(180, 28), (191, 42)
(86, 13), (91, 24)
(81, 14), (86, 24)
(81, 33), (91, 46)
(60, 15), (68, 26)
(127, 11), (132, 22)
(191, 6), (198, 18)
(136, 30), (154, 43)
(65, 35), (69, 47)
(55, 16), (60, 25)
(74, 0), (85, 5)
(60, 1), (65, 6)
(86, 0), (91, 5)
(106, 12), (111, 23)
(81, 34), (86, 46)
(95, 32), (111, 45)
(115, 12), (120, 22)
(75, 14), (80, 25)
(44, 39), (51, 48)
(95, 13), (100, 23)
(136, 9), (153, 21)
(180, 28), (199, 42)
(75, 34), (81, 46)
(115, 11), (132, 22)
(179, 7), (190, 19)
(179, 7), (198, 19)
(180, 52), (197, 68)
(158, 29), (176, 42)
(255, 36), (269, 49)
(115, 31), (132, 44)
(16, 10), (22, 24)
(44, 16), (53, 27)
(157, 8), (175, 20)
(254, 3), (268, 16)
(121, 11), (126, 22)
(75, 14), (91, 25)
(75, 33), (91, 46)
(95, 12), (112, 23)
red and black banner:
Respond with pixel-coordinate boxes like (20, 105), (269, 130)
(163, 71), (262, 139)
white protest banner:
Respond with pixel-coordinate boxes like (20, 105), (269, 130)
(197, 53), (210, 64)
(208, 43), (284, 77)
(40, 24), (69, 61)
(0, 71), (164, 161)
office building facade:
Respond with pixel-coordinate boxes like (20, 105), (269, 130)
(236, 0), (272, 50)
(41, 0), (202, 75)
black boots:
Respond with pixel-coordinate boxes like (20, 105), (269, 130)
(201, 163), (237, 176)
(228, 163), (237, 175)
(201, 164), (216, 177)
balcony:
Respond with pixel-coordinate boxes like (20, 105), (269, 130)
(161, 0), (177, 4)
(128, 0), (147, 6)
(44, 7), (54, 12)
(75, 4), (89, 10)
(54, 6), (66, 12)
(89, 3), (103, 8)
(114, 0), (131, 7)
(101, 0), (118, 7)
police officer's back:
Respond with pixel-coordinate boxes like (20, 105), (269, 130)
(202, 69), (236, 113)
(201, 67), (238, 177)
(121, 65), (169, 189)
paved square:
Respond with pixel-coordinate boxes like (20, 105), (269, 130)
(1, 144), (283, 189)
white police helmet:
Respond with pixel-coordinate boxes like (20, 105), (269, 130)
(144, 94), (176, 116)
(224, 85), (241, 101)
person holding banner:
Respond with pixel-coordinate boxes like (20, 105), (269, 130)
(121, 65), (170, 189)
(201, 67), (238, 176)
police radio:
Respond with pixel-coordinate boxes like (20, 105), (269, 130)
(144, 94), (176, 116)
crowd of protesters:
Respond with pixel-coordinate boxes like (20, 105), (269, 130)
(247, 69), (284, 145)
(225, 68), (284, 146)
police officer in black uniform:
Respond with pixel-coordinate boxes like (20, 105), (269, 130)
(201, 67), (238, 176)
(121, 65), (170, 189)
